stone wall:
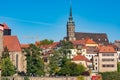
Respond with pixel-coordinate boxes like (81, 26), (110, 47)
(2, 76), (77, 80)
(2, 76), (91, 80)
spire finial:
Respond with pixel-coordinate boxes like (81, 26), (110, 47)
(70, 0), (72, 17)
(69, 0), (73, 22)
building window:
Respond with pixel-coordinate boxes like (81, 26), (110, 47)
(105, 39), (107, 41)
(95, 59), (97, 61)
(16, 54), (18, 70)
(96, 67), (97, 70)
(102, 53), (114, 56)
(98, 38), (101, 41)
(95, 63), (97, 65)
(102, 64), (114, 67)
(102, 59), (114, 61)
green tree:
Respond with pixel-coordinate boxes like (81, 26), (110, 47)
(24, 44), (45, 76)
(57, 62), (85, 76)
(49, 50), (62, 76)
(48, 41), (74, 76)
(60, 41), (73, 49)
(40, 39), (54, 45)
(24, 76), (29, 80)
(59, 41), (73, 58)
(0, 47), (16, 76)
(118, 62), (120, 72)
(2, 47), (9, 59)
(100, 72), (120, 80)
(1, 57), (16, 76)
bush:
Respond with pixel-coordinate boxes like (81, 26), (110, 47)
(77, 76), (84, 80)
(24, 76), (29, 80)
(100, 72), (120, 80)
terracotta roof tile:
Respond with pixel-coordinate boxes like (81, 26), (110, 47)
(75, 32), (109, 45)
(21, 44), (29, 49)
(35, 41), (41, 46)
(40, 42), (59, 49)
(99, 46), (116, 53)
(3, 36), (22, 52)
(85, 38), (97, 44)
(72, 54), (90, 62)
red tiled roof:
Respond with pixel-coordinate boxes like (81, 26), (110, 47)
(2, 23), (9, 29)
(35, 41), (41, 46)
(21, 44), (29, 49)
(71, 40), (85, 45)
(72, 54), (90, 62)
(40, 42), (59, 49)
(99, 46), (116, 53)
(3, 36), (22, 52)
(85, 38), (97, 44)
(75, 32), (109, 45)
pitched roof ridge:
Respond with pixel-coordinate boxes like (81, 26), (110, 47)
(72, 54), (90, 62)
(3, 35), (22, 52)
(75, 32), (107, 35)
(2, 23), (10, 29)
(99, 45), (116, 53)
(85, 38), (96, 44)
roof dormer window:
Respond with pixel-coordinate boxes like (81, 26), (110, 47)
(98, 38), (101, 41)
(105, 39), (107, 41)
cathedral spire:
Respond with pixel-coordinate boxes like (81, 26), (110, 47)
(69, 0), (73, 22)
(66, 0), (76, 41)
(70, 0), (72, 17)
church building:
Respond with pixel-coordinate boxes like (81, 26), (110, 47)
(64, 4), (109, 45)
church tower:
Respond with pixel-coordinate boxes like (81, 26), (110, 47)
(66, 2), (76, 41)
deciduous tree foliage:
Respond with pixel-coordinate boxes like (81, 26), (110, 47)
(100, 72), (120, 80)
(49, 50), (62, 76)
(40, 39), (54, 45)
(1, 57), (16, 76)
(49, 41), (85, 76)
(117, 62), (120, 72)
(0, 47), (15, 76)
(24, 44), (45, 76)
(57, 61), (85, 76)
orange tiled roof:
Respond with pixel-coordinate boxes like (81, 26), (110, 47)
(3, 36), (22, 52)
(75, 32), (109, 45)
(99, 46), (116, 53)
(85, 38), (97, 44)
(40, 42), (59, 49)
(21, 44), (29, 49)
(35, 41), (41, 46)
(72, 54), (90, 62)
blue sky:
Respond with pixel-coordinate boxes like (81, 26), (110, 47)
(0, 0), (120, 43)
